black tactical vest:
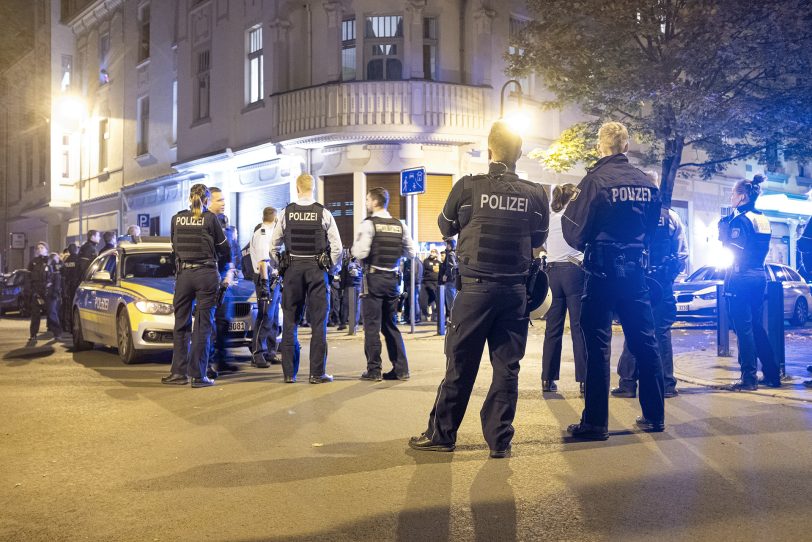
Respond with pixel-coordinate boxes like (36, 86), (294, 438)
(172, 209), (213, 263)
(457, 174), (533, 277)
(719, 207), (771, 269)
(284, 203), (327, 255)
(649, 207), (673, 269)
(367, 216), (403, 269)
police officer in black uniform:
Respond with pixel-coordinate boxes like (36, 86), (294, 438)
(77, 230), (100, 280)
(27, 242), (52, 343)
(352, 187), (416, 381)
(563, 122), (665, 440)
(61, 243), (79, 333)
(270, 173), (343, 384)
(718, 175), (780, 390)
(613, 173), (688, 399)
(161, 184), (230, 388)
(409, 121), (549, 458)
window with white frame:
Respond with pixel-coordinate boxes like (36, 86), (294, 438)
(246, 26), (263, 104)
(99, 33), (110, 85)
(195, 49), (211, 121)
(61, 134), (70, 179)
(341, 18), (356, 81)
(364, 15), (403, 81)
(98, 118), (109, 171)
(422, 17), (438, 81)
(137, 96), (149, 156)
(138, 3), (150, 63)
(61, 55), (72, 91)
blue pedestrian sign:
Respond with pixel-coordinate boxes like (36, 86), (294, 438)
(137, 214), (150, 228)
(400, 167), (426, 196)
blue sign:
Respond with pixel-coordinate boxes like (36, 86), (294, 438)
(400, 167), (426, 196)
(137, 214), (150, 228)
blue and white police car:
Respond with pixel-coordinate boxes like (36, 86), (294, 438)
(72, 237), (257, 363)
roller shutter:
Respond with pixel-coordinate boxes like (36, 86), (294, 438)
(236, 182), (291, 248)
(365, 174), (406, 221)
(418, 174), (452, 243)
(323, 174), (354, 245)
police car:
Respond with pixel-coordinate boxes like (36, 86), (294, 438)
(674, 263), (812, 326)
(72, 238), (257, 363)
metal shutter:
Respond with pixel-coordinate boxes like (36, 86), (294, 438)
(236, 183), (291, 248)
(418, 174), (452, 243)
(365, 173), (406, 220)
(323, 174), (354, 245)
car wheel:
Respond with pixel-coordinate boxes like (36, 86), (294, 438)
(116, 308), (139, 364)
(72, 308), (93, 351)
(790, 298), (808, 328)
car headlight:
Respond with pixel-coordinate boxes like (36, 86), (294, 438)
(698, 292), (717, 300)
(135, 301), (174, 315)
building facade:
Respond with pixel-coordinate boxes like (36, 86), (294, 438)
(1, 0), (809, 272)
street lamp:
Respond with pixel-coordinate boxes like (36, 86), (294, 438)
(57, 95), (88, 243)
(499, 79), (531, 134)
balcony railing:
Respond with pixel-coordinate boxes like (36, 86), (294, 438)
(271, 80), (490, 143)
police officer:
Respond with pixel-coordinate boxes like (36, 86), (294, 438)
(612, 172), (688, 399)
(337, 249), (362, 331)
(401, 255), (422, 323)
(249, 206), (283, 368)
(420, 249), (441, 321)
(409, 120), (549, 458)
(439, 239), (458, 320)
(161, 184), (230, 388)
(563, 121), (665, 440)
(100, 231), (117, 253)
(270, 173), (342, 384)
(353, 187), (416, 381)
(718, 175), (780, 391)
(207, 187), (238, 377)
(77, 230), (100, 280)
(27, 242), (52, 343)
(61, 243), (79, 332)
(46, 252), (64, 339)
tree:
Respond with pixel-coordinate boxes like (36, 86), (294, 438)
(509, 0), (812, 206)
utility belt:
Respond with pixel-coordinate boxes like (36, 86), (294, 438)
(546, 260), (581, 269)
(180, 261), (216, 270)
(583, 244), (647, 279)
(283, 251), (332, 272)
(460, 275), (526, 287)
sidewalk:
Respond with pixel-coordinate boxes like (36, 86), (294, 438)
(672, 327), (812, 403)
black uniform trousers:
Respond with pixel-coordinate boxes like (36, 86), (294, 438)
(252, 279), (281, 357)
(361, 271), (409, 375)
(420, 280), (438, 320)
(29, 292), (46, 338)
(617, 280), (677, 392)
(580, 269), (664, 428)
(211, 274), (230, 363)
(281, 259), (330, 379)
(424, 279), (528, 451)
(541, 262), (587, 382)
(170, 266), (219, 379)
(727, 269), (779, 385)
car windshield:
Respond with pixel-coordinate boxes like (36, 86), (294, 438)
(687, 266), (727, 282)
(123, 253), (175, 279)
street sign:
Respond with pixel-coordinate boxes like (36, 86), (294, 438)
(137, 214), (150, 229)
(400, 167), (426, 196)
(10, 233), (26, 249)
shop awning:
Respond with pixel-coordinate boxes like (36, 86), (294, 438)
(756, 193), (812, 217)
(67, 211), (120, 237)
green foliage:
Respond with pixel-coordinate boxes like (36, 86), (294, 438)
(529, 123), (599, 172)
(509, 0), (812, 204)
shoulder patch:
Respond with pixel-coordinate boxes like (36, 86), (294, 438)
(749, 214), (772, 235)
(570, 187), (581, 202)
(731, 228), (740, 239)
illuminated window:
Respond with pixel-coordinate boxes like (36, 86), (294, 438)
(341, 18), (356, 81)
(246, 26), (263, 104)
(99, 33), (110, 85)
(365, 15), (403, 81)
(61, 134), (70, 179)
(61, 55), (72, 91)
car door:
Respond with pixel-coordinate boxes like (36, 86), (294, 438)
(767, 264), (794, 316)
(96, 253), (120, 344)
(76, 256), (108, 340)
(781, 266), (808, 317)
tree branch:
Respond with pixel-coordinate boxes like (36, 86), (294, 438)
(679, 147), (764, 169)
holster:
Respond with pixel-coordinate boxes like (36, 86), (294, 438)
(360, 266), (370, 298)
(317, 250), (332, 272)
(584, 244), (646, 279)
(277, 252), (291, 276)
(216, 281), (228, 307)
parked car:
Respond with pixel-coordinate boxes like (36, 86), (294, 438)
(674, 263), (812, 326)
(72, 238), (258, 364)
(0, 269), (31, 317)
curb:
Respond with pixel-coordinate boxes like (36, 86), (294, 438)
(674, 371), (812, 404)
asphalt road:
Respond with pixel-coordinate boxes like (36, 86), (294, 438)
(1, 317), (811, 541)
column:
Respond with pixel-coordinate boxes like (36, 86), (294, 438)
(472, 7), (496, 86)
(405, 0), (427, 80)
(323, 1), (344, 82)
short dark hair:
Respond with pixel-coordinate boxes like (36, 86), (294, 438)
(488, 121), (523, 165)
(368, 187), (390, 209)
(88, 229), (99, 240)
(209, 186), (222, 194)
(103, 231), (115, 243)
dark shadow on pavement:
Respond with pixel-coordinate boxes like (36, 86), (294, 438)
(470, 459), (517, 542)
(397, 449), (453, 542)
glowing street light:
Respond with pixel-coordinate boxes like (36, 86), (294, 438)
(57, 95), (89, 242)
(499, 79), (531, 134)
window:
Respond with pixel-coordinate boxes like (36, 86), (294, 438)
(508, 18), (527, 56)
(98, 119), (109, 172)
(195, 49), (210, 121)
(364, 15), (403, 81)
(25, 139), (33, 190)
(246, 27), (263, 104)
(422, 18), (438, 81)
(341, 18), (356, 81)
(136, 96), (149, 156)
(99, 33), (110, 84)
(61, 54), (72, 91)
(61, 134), (70, 179)
(138, 4), (150, 63)
(171, 79), (177, 144)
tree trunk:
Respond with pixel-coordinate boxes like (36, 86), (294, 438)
(659, 137), (684, 209)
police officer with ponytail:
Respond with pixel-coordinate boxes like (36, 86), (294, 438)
(718, 175), (780, 390)
(563, 122), (665, 440)
(352, 187), (416, 381)
(270, 173), (342, 384)
(409, 120), (549, 458)
(161, 183), (230, 388)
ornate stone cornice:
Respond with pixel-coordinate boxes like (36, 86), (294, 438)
(67, 0), (126, 37)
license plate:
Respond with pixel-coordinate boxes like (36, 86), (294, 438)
(677, 304), (690, 312)
(229, 321), (246, 332)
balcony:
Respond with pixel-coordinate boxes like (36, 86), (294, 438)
(271, 80), (491, 146)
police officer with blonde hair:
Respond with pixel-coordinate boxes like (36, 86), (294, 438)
(409, 120), (549, 458)
(563, 121), (665, 439)
(270, 173), (342, 383)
